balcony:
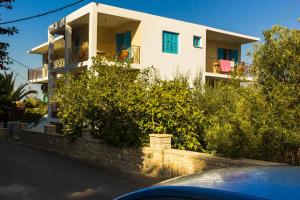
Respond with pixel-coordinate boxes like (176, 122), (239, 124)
(97, 41), (140, 64)
(206, 57), (253, 78)
(66, 42), (89, 66)
(52, 48), (65, 69)
(28, 64), (48, 83)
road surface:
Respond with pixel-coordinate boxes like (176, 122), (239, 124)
(0, 141), (159, 200)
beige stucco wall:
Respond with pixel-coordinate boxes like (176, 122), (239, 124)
(97, 27), (114, 56)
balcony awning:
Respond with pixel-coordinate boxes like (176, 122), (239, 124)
(28, 36), (65, 55)
(206, 28), (260, 44)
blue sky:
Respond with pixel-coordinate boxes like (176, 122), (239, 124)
(1, 0), (299, 92)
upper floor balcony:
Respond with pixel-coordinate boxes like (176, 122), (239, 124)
(205, 29), (258, 80)
(28, 64), (48, 83)
(206, 57), (253, 77)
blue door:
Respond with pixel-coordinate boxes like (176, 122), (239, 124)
(115, 31), (131, 54)
(124, 31), (131, 50)
(115, 33), (124, 54)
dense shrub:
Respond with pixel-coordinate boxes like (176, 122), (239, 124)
(201, 26), (300, 162)
(139, 76), (206, 151)
(52, 25), (299, 164)
(52, 57), (206, 149)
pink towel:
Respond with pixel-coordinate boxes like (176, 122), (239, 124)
(220, 59), (231, 73)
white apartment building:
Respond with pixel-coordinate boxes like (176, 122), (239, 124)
(27, 2), (259, 119)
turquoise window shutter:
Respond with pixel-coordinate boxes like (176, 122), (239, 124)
(233, 50), (239, 64)
(217, 48), (224, 60)
(162, 32), (166, 52)
(170, 33), (174, 53)
(124, 31), (131, 50)
(174, 33), (178, 53)
(193, 36), (201, 48)
(115, 33), (124, 54)
(163, 31), (179, 54)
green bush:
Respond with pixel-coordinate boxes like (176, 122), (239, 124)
(139, 76), (206, 151)
(52, 56), (206, 149)
(52, 25), (300, 164)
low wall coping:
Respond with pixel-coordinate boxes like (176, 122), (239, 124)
(164, 149), (284, 166)
(149, 134), (173, 138)
(45, 124), (56, 128)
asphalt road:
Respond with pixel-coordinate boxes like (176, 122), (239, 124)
(0, 140), (159, 200)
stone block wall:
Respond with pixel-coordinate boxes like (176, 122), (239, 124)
(19, 129), (280, 179)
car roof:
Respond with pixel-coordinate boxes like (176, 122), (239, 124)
(158, 166), (300, 200)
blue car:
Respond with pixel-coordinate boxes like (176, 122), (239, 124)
(117, 166), (300, 200)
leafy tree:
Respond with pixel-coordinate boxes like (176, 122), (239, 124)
(251, 25), (300, 163)
(0, 0), (18, 70)
(204, 26), (300, 162)
(0, 72), (37, 126)
(52, 56), (206, 149)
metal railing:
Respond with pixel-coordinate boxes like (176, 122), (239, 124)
(28, 64), (48, 82)
(97, 41), (141, 64)
(206, 57), (253, 77)
(48, 44), (88, 69)
(66, 42), (89, 65)
(52, 48), (65, 69)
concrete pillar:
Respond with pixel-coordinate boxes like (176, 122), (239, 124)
(149, 134), (173, 150)
(88, 8), (98, 69)
(64, 24), (72, 67)
(44, 124), (56, 135)
(48, 30), (55, 118)
(48, 30), (54, 70)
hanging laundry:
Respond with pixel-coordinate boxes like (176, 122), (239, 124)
(220, 59), (231, 73)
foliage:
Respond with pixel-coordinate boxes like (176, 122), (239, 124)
(53, 57), (143, 144)
(21, 97), (47, 123)
(0, 72), (37, 125)
(203, 26), (300, 163)
(251, 25), (300, 163)
(52, 25), (299, 164)
(52, 56), (206, 149)
(139, 76), (206, 151)
(0, 0), (18, 70)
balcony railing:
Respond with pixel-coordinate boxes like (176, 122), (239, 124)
(53, 48), (65, 69)
(28, 64), (48, 82)
(206, 57), (253, 77)
(97, 41), (140, 64)
(47, 41), (140, 70)
(48, 44), (88, 70)
(66, 42), (89, 65)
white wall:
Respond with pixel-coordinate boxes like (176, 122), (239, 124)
(95, 3), (206, 83)
(139, 16), (206, 83)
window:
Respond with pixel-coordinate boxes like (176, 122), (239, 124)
(162, 31), (179, 54)
(217, 48), (239, 64)
(193, 36), (201, 48)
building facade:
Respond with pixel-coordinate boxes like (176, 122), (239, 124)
(28, 2), (259, 119)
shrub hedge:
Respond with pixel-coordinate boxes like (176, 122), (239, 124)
(52, 25), (300, 164)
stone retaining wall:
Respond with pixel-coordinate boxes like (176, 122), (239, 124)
(18, 128), (281, 178)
